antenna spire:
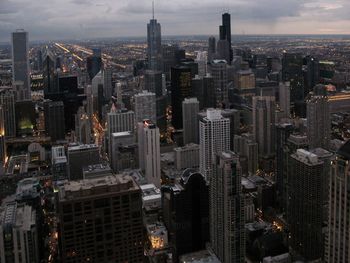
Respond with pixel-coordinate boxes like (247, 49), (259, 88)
(152, 1), (155, 19)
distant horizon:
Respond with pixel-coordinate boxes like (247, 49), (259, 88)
(2, 33), (350, 46)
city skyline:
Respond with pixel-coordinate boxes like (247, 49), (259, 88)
(1, 0), (350, 42)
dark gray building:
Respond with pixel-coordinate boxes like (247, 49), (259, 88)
(44, 100), (65, 141)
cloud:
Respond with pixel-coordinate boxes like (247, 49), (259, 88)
(0, 0), (350, 42)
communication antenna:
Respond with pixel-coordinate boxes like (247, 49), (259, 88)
(152, 0), (155, 19)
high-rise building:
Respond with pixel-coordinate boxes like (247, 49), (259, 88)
(174, 143), (200, 170)
(134, 90), (156, 123)
(208, 36), (216, 63)
(147, 8), (162, 71)
(0, 87), (16, 137)
(210, 151), (245, 263)
(138, 120), (161, 187)
(303, 55), (320, 94)
(288, 149), (325, 261)
(103, 67), (113, 101)
(219, 13), (233, 64)
(67, 144), (100, 180)
(171, 66), (192, 129)
(195, 51), (208, 77)
(307, 86), (330, 149)
(86, 48), (102, 81)
(144, 70), (163, 97)
(209, 60), (228, 107)
(182, 98), (199, 145)
(57, 173), (144, 263)
(44, 100), (65, 141)
(162, 44), (182, 79)
(75, 106), (91, 144)
(0, 202), (39, 263)
(11, 30), (30, 100)
(199, 109), (230, 181)
(43, 50), (56, 97)
(106, 108), (135, 138)
(162, 169), (209, 261)
(253, 96), (276, 157)
(278, 82), (291, 118)
(12, 80), (27, 102)
(51, 146), (68, 180)
(110, 131), (137, 173)
(325, 141), (350, 263)
(233, 134), (259, 175)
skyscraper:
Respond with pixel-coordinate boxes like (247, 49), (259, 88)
(182, 98), (199, 145)
(57, 173), (144, 263)
(325, 141), (350, 263)
(138, 120), (161, 188)
(307, 85), (330, 149)
(0, 87), (16, 137)
(253, 96), (276, 157)
(209, 60), (228, 107)
(288, 149), (325, 261)
(75, 106), (91, 144)
(208, 36), (216, 63)
(44, 100), (65, 142)
(147, 5), (162, 71)
(219, 13), (233, 64)
(86, 48), (102, 81)
(162, 169), (209, 261)
(199, 109), (230, 181)
(103, 67), (113, 101)
(210, 151), (245, 263)
(11, 30), (30, 100)
(134, 90), (156, 124)
(171, 66), (192, 129)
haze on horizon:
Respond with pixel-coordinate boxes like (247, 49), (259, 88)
(1, 0), (350, 42)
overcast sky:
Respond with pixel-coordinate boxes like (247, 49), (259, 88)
(1, 0), (350, 42)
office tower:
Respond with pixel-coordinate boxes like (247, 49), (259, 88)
(288, 149), (325, 261)
(15, 100), (35, 136)
(144, 70), (163, 97)
(253, 96), (276, 157)
(44, 100), (65, 141)
(208, 36), (216, 63)
(138, 120), (161, 187)
(182, 98), (199, 145)
(162, 44), (181, 78)
(75, 106), (91, 144)
(0, 87), (16, 137)
(325, 141), (350, 263)
(43, 51), (56, 97)
(86, 48), (102, 81)
(219, 13), (233, 64)
(199, 109), (230, 181)
(282, 53), (304, 104)
(12, 81), (27, 102)
(171, 66), (192, 129)
(107, 109), (135, 138)
(134, 90), (156, 123)
(216, 39), (230, 63)
(103, 67), (113, 101)
(11, 30), (30, 100)
(211, 151), (245, 263)
(147, 7), (162, 71)
(221, 108), (240, 149)
(115, 82), (124, 108)
(195, 51), (208, 77)
(57, 173), (144, 263)
(275, 123), (294, 202)
(181, 60), (199, 78)
(307, 87), (330, 149)
(174, 143), (200, 170)
(162, 170), (209, 261)
(67, 144), (100, 180)
(234, 69), (256, 94)
(278, 82), (291, 118)
(282, 134), (308, 213)
(51, 146), (68, 180)
(110, 131), (137, 172)
(304, 55), (320, 94)
(233, 134), (259, 175)
(0, 107), (5, 166)
(192, 74), (216, 110)
(0, 202), (39, 263)
(209, 60), (228, 107)
(91, 70), (103, 96)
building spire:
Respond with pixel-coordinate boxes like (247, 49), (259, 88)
(152, 0), (154, 19)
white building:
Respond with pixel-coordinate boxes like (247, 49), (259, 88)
(174, 143), (200, 170)
(138, 120), (161, 188)
(199, 109), (230, 181)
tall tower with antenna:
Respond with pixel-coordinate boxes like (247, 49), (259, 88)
(147, 1), (162, 71)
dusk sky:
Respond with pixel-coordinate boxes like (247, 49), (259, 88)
(1, 0), (350, 42)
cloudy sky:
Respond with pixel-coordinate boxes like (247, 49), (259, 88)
(1, 0), (350, 42)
